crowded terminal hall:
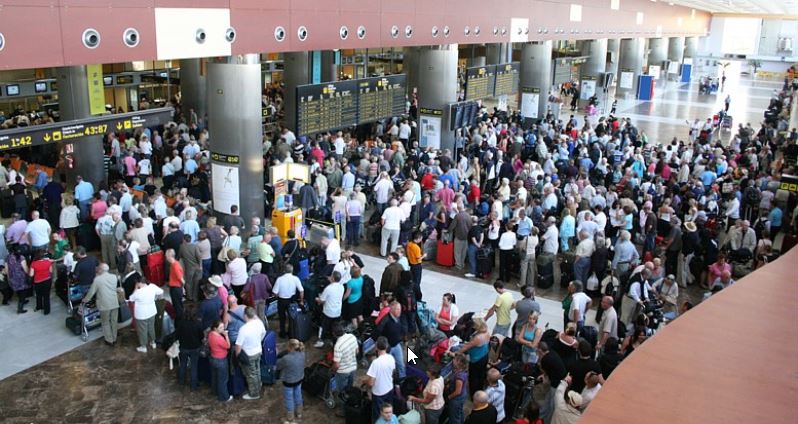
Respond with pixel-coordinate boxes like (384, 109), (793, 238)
(0, 2), (796, 424)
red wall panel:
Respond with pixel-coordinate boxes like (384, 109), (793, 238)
(0, 6), (64, 70)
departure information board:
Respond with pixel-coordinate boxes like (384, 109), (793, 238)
(296, 80), (358, 136)
(464, 65), (496, 101)
(357, 75), (407, 125)
(295, 74), (407, 136)
(494, 62), (520, 97)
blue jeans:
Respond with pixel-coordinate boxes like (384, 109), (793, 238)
(447, 396), (466, 424)
(282, 384), (303, 412)
(178, 348), (200, 390)
(334, 371), (354, 394)
(574, 257), (591, 285)
(467, 244), (478, 275)
(210, 357), (230, 401)
(347, 216), (361, 246)
(202, 259), (212, 279)
(390, 342), (406, 379)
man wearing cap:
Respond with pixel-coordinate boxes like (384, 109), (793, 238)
(680, 221), (700, 287)
(552, 375), (582, 424)
(652, 275), (679, 321)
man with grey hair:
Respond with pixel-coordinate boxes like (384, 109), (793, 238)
(567, 280), (591, 331)
(83, 263), (121, 345)
(466, 390), (498, 423)
(612, 230), (639, 281)
(573, 230), (595, 286)
(380, 198), (404, 257)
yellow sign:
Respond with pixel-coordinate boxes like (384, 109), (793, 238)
(52, 131), (62, 141)
(86, 64), (106, 115)
(123, 120), (132, 129)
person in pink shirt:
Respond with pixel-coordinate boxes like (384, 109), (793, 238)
(207, 319), (232, 402)
(436, 179), (455, 213)
(123, 152), (137, 186)
(705, 253), (732, 289)
(90, 193), (108, 221)
(310, 142), (325, 168)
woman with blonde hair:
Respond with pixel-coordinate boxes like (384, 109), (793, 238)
(516, 311), (543, 365)
(458, 316), (491, 396)
(277, 339), (306, 423)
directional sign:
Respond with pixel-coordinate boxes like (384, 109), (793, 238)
(0, 108), (174, 152)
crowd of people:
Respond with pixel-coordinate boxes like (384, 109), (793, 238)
(0, 67), (795, 424)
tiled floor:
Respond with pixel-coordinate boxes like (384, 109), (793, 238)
(0, 73), (785, 422)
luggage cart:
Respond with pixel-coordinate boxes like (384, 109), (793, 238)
(66, 280), (88, 315)
(79, 302), (102, 341)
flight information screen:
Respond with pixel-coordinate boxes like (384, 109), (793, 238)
(357, 75), (407, 125)
(464, 65), (496, 101)
(493, 62), (520, 97)
(296, 80), (359, 136)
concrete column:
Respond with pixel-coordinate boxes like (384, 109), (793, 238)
(519, 41), (553, 121)
(207, 54), (264, 226)
(416, 45), (459, 152)
(580, 39), (608, 81)
(684, 37), (698, 60)
(56, 66), (106, 188)
(617, 38), (644, 98)
(668, 37), (686, 63)
(320, 50), (338, 83)
(403, 46), (421, 97)
(469, 56), (487, 67)
(487, 43), (512, 64)
(648, 38), (668, 71)
(282, 52), (310, 133)
(180, 58), (207, 126)
(606, 39), (621, 77)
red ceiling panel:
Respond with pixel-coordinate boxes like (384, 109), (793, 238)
(229, 0), (283, 8)
(229, 8), (291, 56)
(414, 14), (447, 47)
(379, 12), (418, 49)
(334, 12), (384, 50)
(59, 0), (153, 6)
(290, 0), (340, 13)
(0, 6), (64, 70)
(288, 10), (344, 52)
(153, 0), (230, 8)
(59, 6), (157, 66)
(381, 0), (415, 15)
(2, 0), (56, 6)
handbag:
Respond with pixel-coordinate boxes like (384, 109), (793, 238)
(116, 276), (132, 323)
(199, 328), (211, 358)
(217, 237), (232, 262)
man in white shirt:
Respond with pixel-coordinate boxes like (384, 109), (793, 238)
(374, 172), (393, 214)
(323, 236), (341, 275)
(380, 199), (404, 257)
(235, 306), (267, 400)
(25, 211), (51, 250)
(315, 271), (345, 348)
(332, 323), (359, 394)
(541, 217), (560, 256)
(272, 265), (305, 338)
(139, 136), (153, 158)
(398, 119), (412, 143)
(128, 280), (164, 353)
(573, 231), (596, 286)
(362, 337), (395, 420)
(334, 131), (345, 158)
(568, 280), (592, 330)
(519, 229), (539, 287)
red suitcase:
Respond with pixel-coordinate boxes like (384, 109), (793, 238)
(436, 239), (455, 267)
(144, 250), (165, 286)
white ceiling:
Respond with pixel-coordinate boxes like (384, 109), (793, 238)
(666, 0), (798, 15)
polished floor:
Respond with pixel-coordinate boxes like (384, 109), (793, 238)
(0, 73), (785, 422)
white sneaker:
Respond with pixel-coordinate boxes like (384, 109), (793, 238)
(464, 273), (476, 278)
(242, 394), (261, 400)
(136, 346), (147, 353)
(313, 340), (325, 348)
(150, 342), (157, 349)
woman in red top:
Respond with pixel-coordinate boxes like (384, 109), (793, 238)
(28, 251), (54, 315)
(207, 320), (232, 402)
(515, 401), (543, 424)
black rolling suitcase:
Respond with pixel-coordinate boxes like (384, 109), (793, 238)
(477, 247), (493, 278)
(76, 223), (101, 252)
(288, 303), (313, 342)
(65, 315), (82, 335)
(559, 252), (575, 287)
(0, 189), (13, 218)
(536, 254), (555, 289)
(343, 387), (372, 424)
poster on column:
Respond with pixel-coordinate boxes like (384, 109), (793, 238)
(667, 61), (680, 74)
(580, 80), (596, 99)
(647, 65), (661, 78)
(619, 72), (635, 89)
(419, 114), (442, 149)
(520, 88), (540, 119)
(497, 95), (509, 112)
(211, 162), (240, 214)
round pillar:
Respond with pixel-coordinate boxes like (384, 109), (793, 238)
(668, 37), (686, 63)
(56, 66), (106, 188)
(469, 56), (487, 67)
(487, 43), (512, 64)
(207, 54), (264, 226)
(416, 45), (459, 152)
(282, 52), (310, 133)
(648, 38), (668, 72)
(606, 39), (621, 78)
(579, 39), (608, 106)
(617, 38), (644, 98)
(180, 58), (207, 127)
(519, 41), (553, 122)
(320, 51), (338, 83)
(684, 37), (698, 60)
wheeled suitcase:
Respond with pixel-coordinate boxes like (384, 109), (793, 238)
(477, 247), (493, 278)
(229, 363), (247, 396)
(303, 361), (333, 397)
(260, 331), (278, 385)
(65, 315), (82, 335)
(536, 254), (555, 289)
(288, 304), (312, 342)
(144, 250), (165, 286)
(436, 239), (455, 267)
(559, 253), (575, 287)
(0, 189), (13, 218)
(76, 223), (100, 252)
(344, 387), (372, 424)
